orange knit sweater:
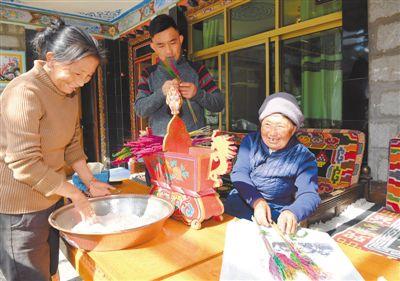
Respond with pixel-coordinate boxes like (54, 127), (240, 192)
(0, 60), (86, 214)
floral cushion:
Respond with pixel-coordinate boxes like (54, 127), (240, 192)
(221, 129), (365, 195)
(296, 129), (365, 194)
(386, 138), (400, 213)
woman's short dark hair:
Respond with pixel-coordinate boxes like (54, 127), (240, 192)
(31, 19), (106, 64)
(149, 14), (179, 38)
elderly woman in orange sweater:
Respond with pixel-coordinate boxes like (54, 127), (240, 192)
(0, 20), (114, 281)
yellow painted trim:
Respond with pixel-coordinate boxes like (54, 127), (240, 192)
(188, 23), (193, 57)
(265, 41), (269, 97)
(228, 0), (251, 10)
(189, 10), (223, 25)
(188, 0), (249, 24)
(277, 11), (342, 36)
(190, 10), (343, 129)
(275, 0), (280, 29)
(194, 32), (267, 58)
(274, 39), (280, 93)
(225, 53), (229, 131)
(218, 54), (223, 131)
(224, 6), (229, 44)
(189, 5), (225, 25)
(192, 12), (341, 59)
(193, 52), (221, 62)
(281, 18), (342, 40)
(270, 36), (278, 42)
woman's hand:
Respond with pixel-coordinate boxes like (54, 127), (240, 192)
(70, 192), (97, 223)
(87, 179), (115, 197)
(277, 210), (298, 234)
(253, 198), (272, 227)
(52, 181), (97, 222)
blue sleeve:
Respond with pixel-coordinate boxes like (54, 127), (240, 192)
(230, 134), (264, 207)
(134, 69), (166, 117)
(281, 151), (321, 221)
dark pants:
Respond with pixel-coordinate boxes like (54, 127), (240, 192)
(0, 200), (63, 281)
(224, 189), (281, 222)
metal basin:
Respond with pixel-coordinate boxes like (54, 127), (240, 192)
(49, 194), (174, 251)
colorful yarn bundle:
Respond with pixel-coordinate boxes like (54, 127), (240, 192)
(111, 127), (213, 166)
(111, 133), (163, 166)
(254, 218), (327, 281)
(254, 218), (297, 281)
(270, 222), (327, 281)
(162, 57), (198, 124)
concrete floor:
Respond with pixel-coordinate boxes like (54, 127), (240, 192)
(59, 254), (81, 281)
(0, 249), (80, 281)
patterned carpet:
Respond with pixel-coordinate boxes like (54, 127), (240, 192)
(310, 199), (379, 236)
(333, 207), (400, 260)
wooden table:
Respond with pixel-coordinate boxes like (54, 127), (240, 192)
(64, 180), (233, 280)
(64, 180), (399, 281)
(338, 244), (399, 281)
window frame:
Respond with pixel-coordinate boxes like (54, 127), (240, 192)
(188, 0), (342, 131)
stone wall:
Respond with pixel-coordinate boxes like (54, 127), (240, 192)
(368, 0), (400, 181)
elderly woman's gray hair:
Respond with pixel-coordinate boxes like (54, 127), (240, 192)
(31, 19), (106, 63)
(258, 92), (304, 127)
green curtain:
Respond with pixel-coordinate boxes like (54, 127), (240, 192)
(203, 18), (220, 49)
(301, 30), (342, 123)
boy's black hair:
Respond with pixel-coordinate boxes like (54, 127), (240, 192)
(149, 14), (179, 38)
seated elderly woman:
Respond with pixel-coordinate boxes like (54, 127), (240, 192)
(224, 92), (321, 234)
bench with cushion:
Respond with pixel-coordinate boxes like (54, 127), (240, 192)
(219, 128), (369, 225)
(296, 128), (367, 225)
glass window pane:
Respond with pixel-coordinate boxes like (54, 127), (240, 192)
(221, 55), (226, 130)
(269, 42), (275, 94)
(230, 0), (275, 41)
(202, 57), (220, 129)
(281, 28), (342, 128)
(282, 0), (341, 26)
(193, 14), (224, 52)
(229, 45), (266, 132)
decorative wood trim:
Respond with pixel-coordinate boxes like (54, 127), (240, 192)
(96, 66), (107, 164)
(91, 78), (100, 162)
(186, 0), (248, 23)
(128, 42), (136, 139)
(127, 33), (151, 46)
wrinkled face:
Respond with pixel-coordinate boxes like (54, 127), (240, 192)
(46, 54), (99, 94)
(261, 113), (296, 151)
(150, 27), (183, 62)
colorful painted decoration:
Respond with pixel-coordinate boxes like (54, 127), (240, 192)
(296, 129), (365, 194)
(162, 57), (198, 124)
(386, 137), (400, 212)
(220, 219), (363, 281)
